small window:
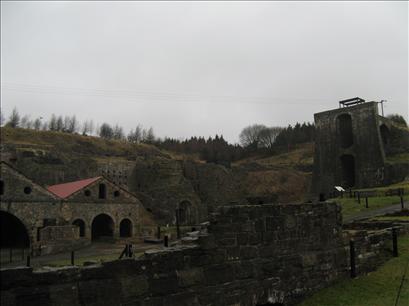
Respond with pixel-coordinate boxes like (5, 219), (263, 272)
(84, 190), (91, 197)
(114, 190), (120, 197)
(24, 186), (32, 194)
(99, 184), (106, 199)
(0, 180), (4, 195)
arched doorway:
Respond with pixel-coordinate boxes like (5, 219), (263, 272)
(119, 219), (132, 237)
(72, 219), (86, 237)
(337, 114), (353, 148)
(0, 211), (30, 248)
(380, 124), (390, 147)
(91, 214), (114, 241)
(177, 201), (192, 225)
(340, 154), (355, 188)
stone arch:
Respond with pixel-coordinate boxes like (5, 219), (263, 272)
(340, 154), (355, 188)
(177, 200), (193, 225)
(72, 219), (86, 237)
(337, 114), (353, 148)
(119, 218), (132, 237)
(380, 124), (390, 147)
(91, 213), (114, 241)
(0, 210), (30, 248)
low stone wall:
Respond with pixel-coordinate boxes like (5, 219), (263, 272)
(1, 202), (349, 306)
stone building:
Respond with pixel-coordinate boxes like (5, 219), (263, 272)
(312, 99), (407, 198)
(0, 161), (154, 254)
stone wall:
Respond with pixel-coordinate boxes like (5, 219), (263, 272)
(1, 202), (352, 306)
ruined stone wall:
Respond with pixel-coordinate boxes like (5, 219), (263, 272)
(0, 202), (352, 306)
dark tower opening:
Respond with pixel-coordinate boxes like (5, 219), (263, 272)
(98, 184), (106, 199)
(337, 114), (353, 148)
(72, 219), (86, 237)
(340, 154), (355, 188)
(0, 180), (4, 195)
(380, 124), (390, 147)
(91, 214), (114, 240)
(0, 211), (30, 248)
(119, 219), (132, 237)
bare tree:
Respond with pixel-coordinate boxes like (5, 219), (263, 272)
(49, 114), (58, 131)
(143, 127), (155, 144)
(258, 127), (284, 149)
(33, 118), (42, 130)
(7, 107), (20, 128)
(113, 124), (125, 140)
(21, 115), (33, 129)
(82, 120), (90, 135)
(56, 115), (64, 131)
(239, 124), (266, 148)
(99, 123), (114, 139)
(127, 124), (143, 143)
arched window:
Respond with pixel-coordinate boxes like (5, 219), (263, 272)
(337, 114), (353, 148)
(72, 219), (86, 237)
(119, 219), (132, 237)
(98, 184), (106, 199)
(0, 180), (4, 195)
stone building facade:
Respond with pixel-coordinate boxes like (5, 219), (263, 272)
(312, 101), (400, 198)
(0, 162), (154, 253)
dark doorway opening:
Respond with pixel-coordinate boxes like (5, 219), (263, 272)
(337, 114), (353, 148)
(91, 214), (114, 240)
(380, 124), (390, 147)
(0, 180), (4, 195)
(73, 219), (86, 237)
(119, 219), (132, 237)
(340, 154), (355, 188)
(0, 211), (30, 248)
(178, 201), (192, 225)
(99, 184), (106, 199)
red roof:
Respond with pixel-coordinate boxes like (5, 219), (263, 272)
(47, 177), (101, 199)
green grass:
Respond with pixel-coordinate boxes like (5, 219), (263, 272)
(299, 235), (409, 306)
(371, 216), (409, 222)
(337, 194), (409, 219)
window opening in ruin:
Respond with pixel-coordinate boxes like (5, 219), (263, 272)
(0, 180), (4, 195)
(84, 189), (91, 197)
(24, 186), (32, 194)
(380, 124), (390, 147)
(114, 190), (120, 197)
(119, 218), (132, 237)
(91, 214), (114, 240)
(98, 183), (106, 199)
(337, 114), (353, 148)
(340, 154), (355, 188)
(73, 219), (86, 237)
(0, 211), (30, 248)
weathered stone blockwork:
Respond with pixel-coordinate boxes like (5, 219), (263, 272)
(1, 202), (352, 306)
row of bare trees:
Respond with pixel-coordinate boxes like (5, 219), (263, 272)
(0, 107), (156, 143)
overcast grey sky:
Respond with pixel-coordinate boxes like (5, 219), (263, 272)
(1, 1), (408, 143)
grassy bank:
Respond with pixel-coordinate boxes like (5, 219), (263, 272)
(299, 235), (409, 306)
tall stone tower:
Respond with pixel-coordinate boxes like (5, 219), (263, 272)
(312, 99), (392, 198)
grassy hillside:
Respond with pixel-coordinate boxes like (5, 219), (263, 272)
(0, 127), (165, 160)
